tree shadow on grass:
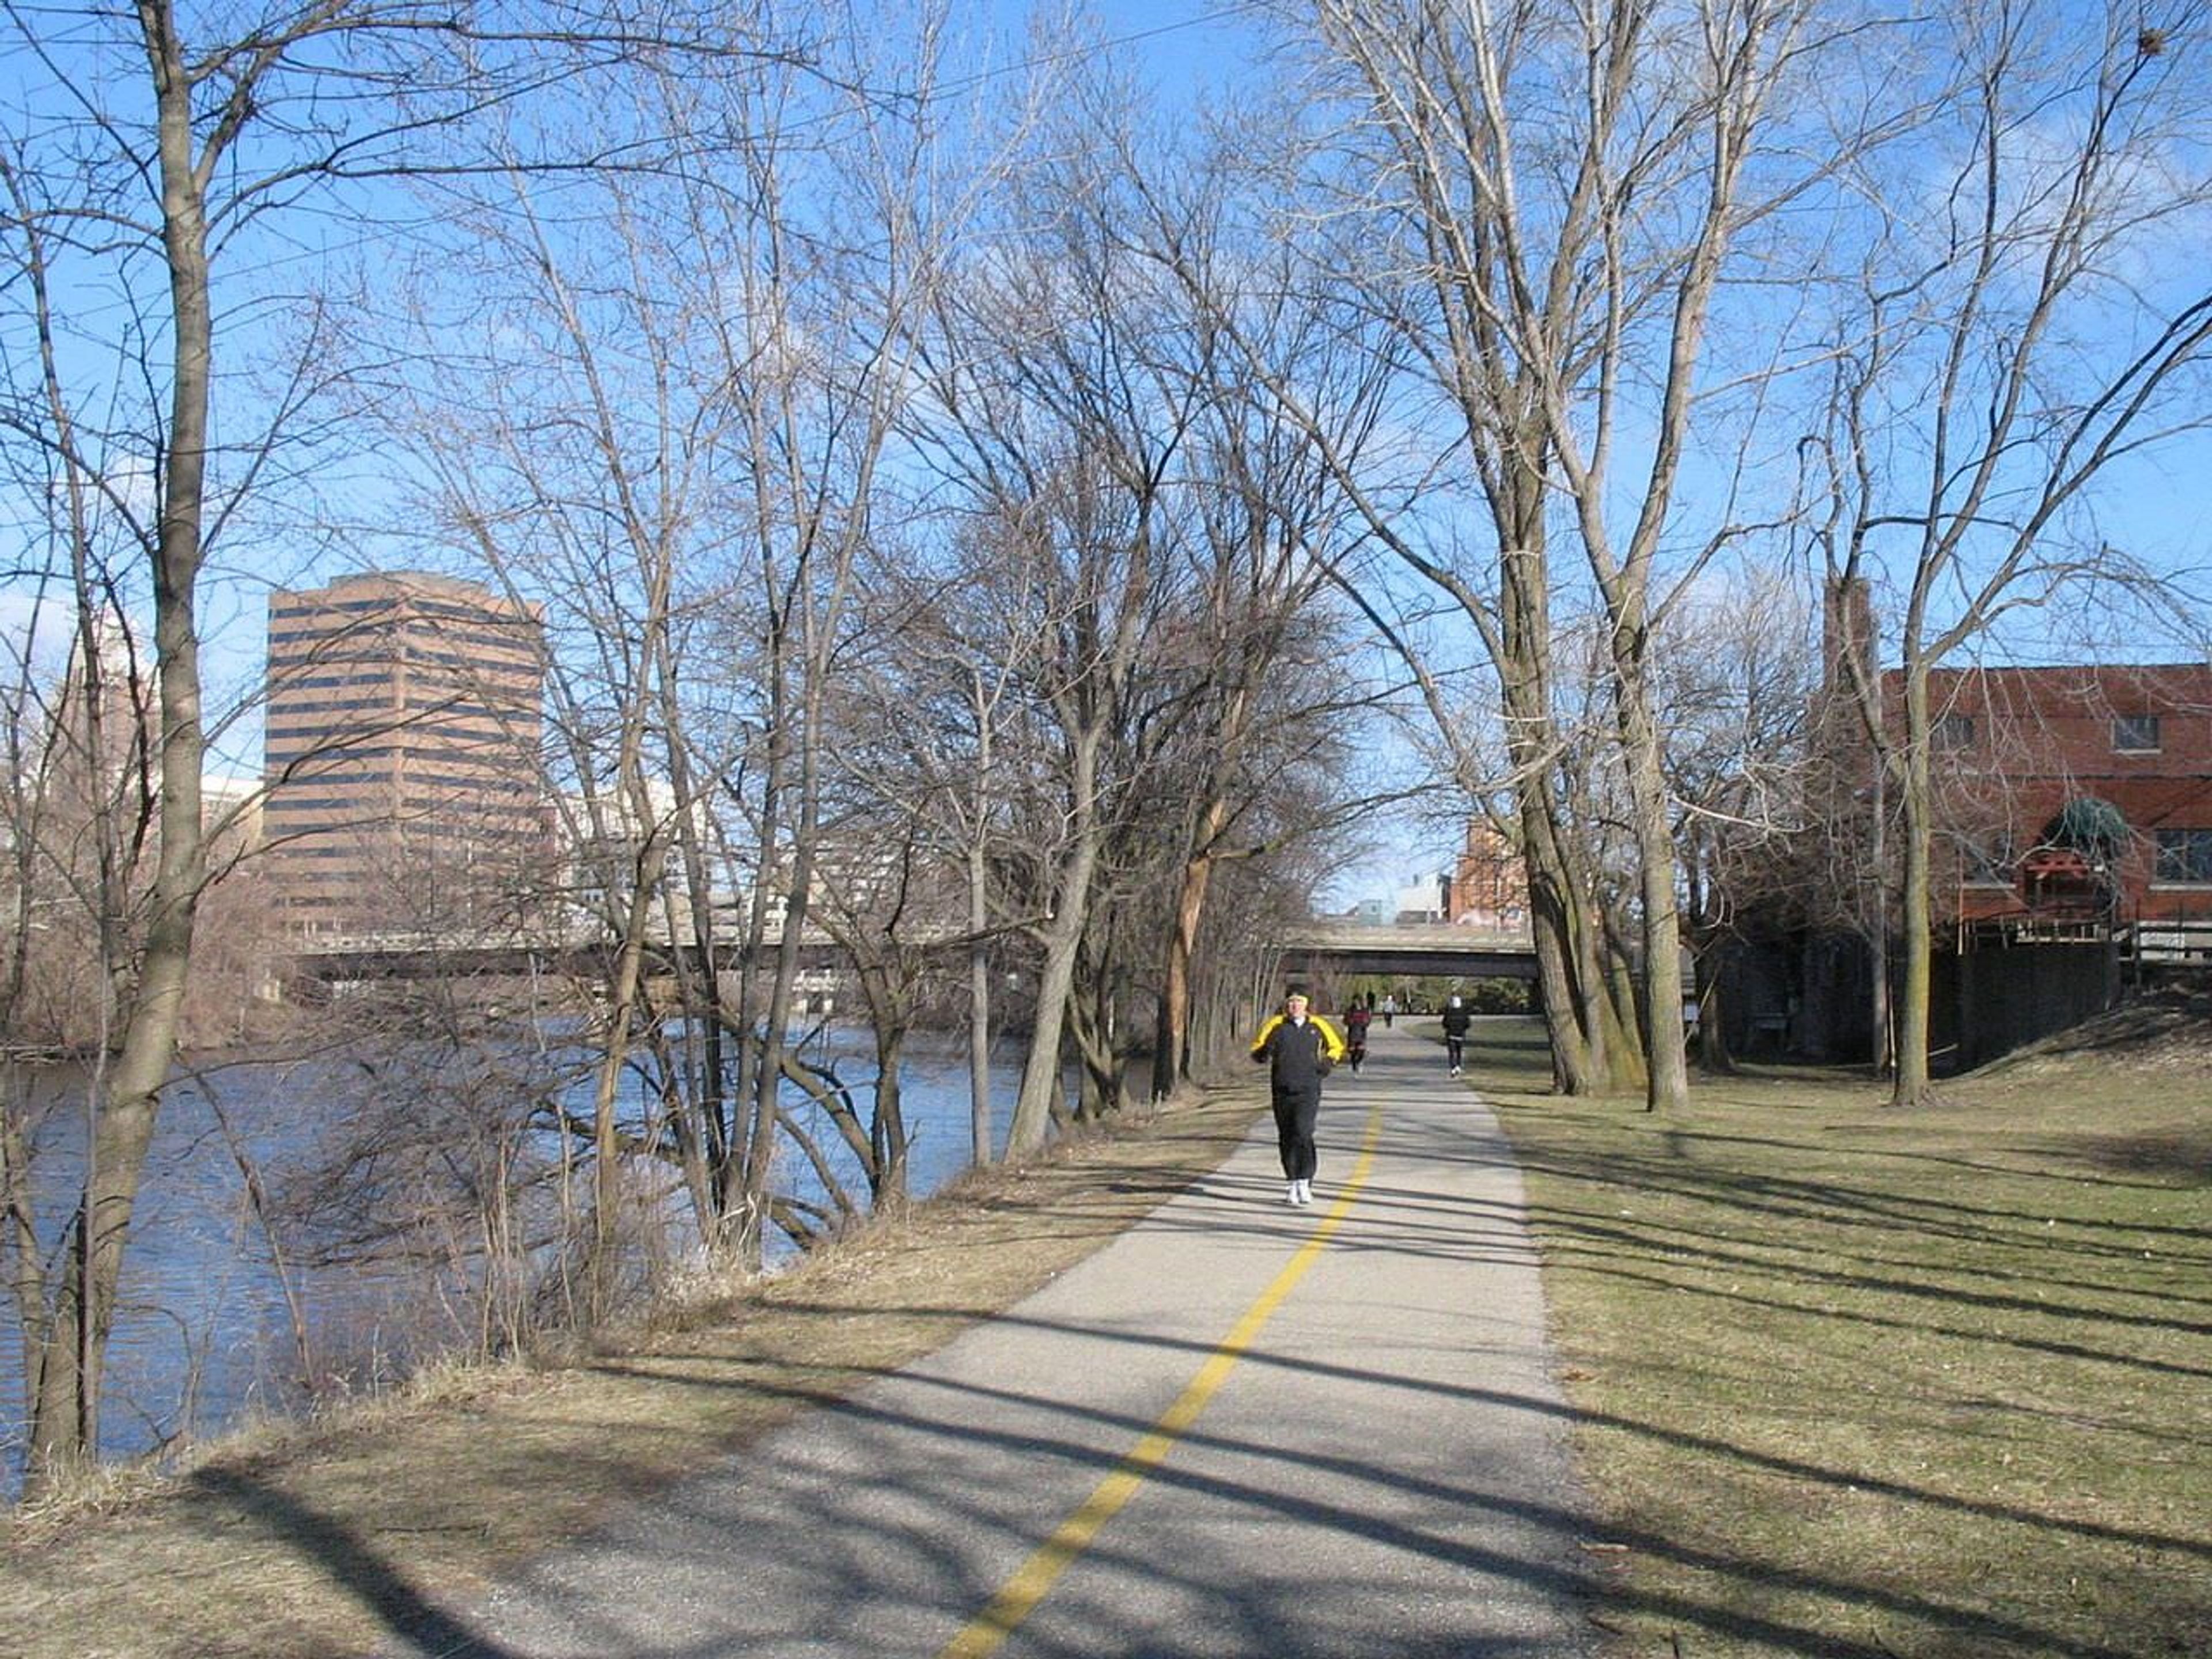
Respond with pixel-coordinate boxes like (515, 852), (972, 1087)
(186, 1464), (522, 1658)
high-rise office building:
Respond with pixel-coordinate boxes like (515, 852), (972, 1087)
(263, 573), (547, 933)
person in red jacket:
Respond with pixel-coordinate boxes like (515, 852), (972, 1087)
(1343, 1000), (1373, 1073)
(1248, 991), (1346, 1207)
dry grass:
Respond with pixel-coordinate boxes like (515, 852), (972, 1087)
(10, 991), (2207, 1659)
(0, 1089), (1267, 1659)
(1475, 994), (2212, 1659)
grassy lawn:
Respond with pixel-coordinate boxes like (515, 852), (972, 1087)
(1473, 1007), (2212, 1658)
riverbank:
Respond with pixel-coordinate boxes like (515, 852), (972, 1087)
(1, 1082), (1271, 1659)
(2, 1026), (1061, 1491)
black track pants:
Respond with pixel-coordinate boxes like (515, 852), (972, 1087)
(1271, 1087), (1321, 1180)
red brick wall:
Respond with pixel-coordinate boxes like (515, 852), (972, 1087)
(1449, 820), (1529, 928)
(1889, 663), (2212, 925)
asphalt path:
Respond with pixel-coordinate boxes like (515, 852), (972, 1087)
(385, 1020), (1597, 1658)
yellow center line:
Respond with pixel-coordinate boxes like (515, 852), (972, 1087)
(937, 1100), (1386, 1659)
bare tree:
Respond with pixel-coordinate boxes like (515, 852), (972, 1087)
(1656, 566), (1821, 1069)
(1264, 0), (1894, 1108)
(902, 86), (1206, 1152)
(899, 54), (1395, 1147)
(367, 3), (1015, 1274)
(1112, 141), (1404, 1098)
(1809, 2), (2212, 1105)
(0, 0), (794, 1491)
(830, 521), (1046, 1168)
(382, 138), (744, 1314)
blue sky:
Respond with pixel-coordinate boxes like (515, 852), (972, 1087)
(13, 0), (2207, 914)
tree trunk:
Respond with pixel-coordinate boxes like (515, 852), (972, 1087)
(1499, 516), (1608, 1096)
(1521, 811), (1608, 1094)
(1622, 694), (1690, 1112)
(1008, 726), (1101, 1156)
(740, 785), (819, 1266)
(1893, 680), (1936, 1106)
(1007, 855), (1093, 1156)
(1152, 838), (1216, 1101)
(967, 838), (995, 1168)
(25, 3), (214, 1493)
(584, 854), (658, 1323)
(966, 691), (996, 1167)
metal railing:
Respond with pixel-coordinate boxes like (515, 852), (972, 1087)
(2124, 919), (2212, 965)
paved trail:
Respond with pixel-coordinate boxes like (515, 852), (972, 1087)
(386, 1021), (1596, 1658)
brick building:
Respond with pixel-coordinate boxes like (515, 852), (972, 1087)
(1448, 819), (1529, 929)
(1811, 575), (2212, 935)
(262, 573), (548, 934)
(1737, 581), (2212, 1066)
(1895, 662), (2212, 935)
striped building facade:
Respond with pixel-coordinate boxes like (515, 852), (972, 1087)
(263, 573), (547, 934)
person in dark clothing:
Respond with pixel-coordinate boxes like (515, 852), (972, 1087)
(1343, 1001), (1373, 1073)
(1248, 992), (1346, 1207)
(1441, 994), (1472, 1075)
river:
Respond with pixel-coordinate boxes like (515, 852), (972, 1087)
(1, 1028), (1028, 1499)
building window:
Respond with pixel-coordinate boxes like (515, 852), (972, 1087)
(2154, 829), (2212, 884)
(1933, 712), (1974, 751)
(2113, 714), (2161, 753)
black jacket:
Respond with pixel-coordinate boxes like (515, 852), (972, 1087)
(1249, 1013), (1344, 1093)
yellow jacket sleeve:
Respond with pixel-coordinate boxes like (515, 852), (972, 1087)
(1249, 1013), (1286, 1060)
(1312, 1016), (1347, 1063)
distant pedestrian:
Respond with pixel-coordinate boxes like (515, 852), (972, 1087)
(1379, 994), (1397, 1029)
(1441, 994), (1471, 1075)
(1344, 1001), (1373, 1073)
(1248, 991), (1346, 1207)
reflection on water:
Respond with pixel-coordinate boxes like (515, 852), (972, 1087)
(1, 1029), (1025, 1497)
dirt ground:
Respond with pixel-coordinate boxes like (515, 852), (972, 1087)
(0, 1087), (1271, 1659)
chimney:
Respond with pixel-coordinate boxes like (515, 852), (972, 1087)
(1822, 577), (1874, 692)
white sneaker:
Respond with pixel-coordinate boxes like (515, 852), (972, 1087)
(1299, 1180), (1315, 1205)
(1286, 1181), (1301, 1206)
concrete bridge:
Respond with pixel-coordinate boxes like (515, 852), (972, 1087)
(1273, 921), (1539, 983)
(285, 919), (1541, 991)
(280, 926), (852, 984)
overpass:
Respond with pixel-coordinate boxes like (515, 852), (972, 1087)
(286, 919), (1543, 990)
(280, 926), (854, 984)
(1273, 921), (1539, 982)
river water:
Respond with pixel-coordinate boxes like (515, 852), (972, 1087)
(1, 1029), (1026, 1498)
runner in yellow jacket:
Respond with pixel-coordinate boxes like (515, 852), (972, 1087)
(1248, 991), (1346, 1208)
